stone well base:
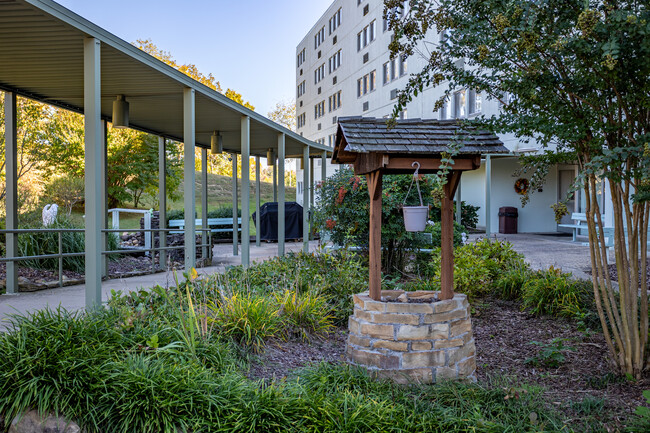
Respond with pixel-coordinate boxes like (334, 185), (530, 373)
(346, 290), (476, 384)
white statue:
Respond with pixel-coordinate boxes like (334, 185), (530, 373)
(42, 203), (58, 227)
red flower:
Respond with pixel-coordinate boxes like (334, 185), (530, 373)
(336, 186), (347, 205)
(326, 219), (336, 229)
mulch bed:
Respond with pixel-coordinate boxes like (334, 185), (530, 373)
(606, 258), (650, 288)
(248, 299), (649, 428)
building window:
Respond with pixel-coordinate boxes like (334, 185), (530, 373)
(297, 112), (306, 128)
(383, 6), (404, 32)
(297, 81), (306, 98)
(314, 26), (325, 49)
(328, 90), (342, 112)
(454, 89), (467, 118)
(328, 133), (337, 147)
(328, 50), (341, 73)
(399, 110), (407, 120)
(356, 20), (376, 51)
(314, 101), (325, 119)
(383, 56), (407, 85)
(328, 8), (342, 35)
(357, 70), (376, 97)
(297, 48), (306, 67)
(314, 63), (325, 84)
(466, 89), (481, 114)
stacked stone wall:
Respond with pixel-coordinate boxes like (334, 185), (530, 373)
(347, 290), (476, 384)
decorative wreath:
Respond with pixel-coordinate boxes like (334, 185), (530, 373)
(514, 178), (530, 195)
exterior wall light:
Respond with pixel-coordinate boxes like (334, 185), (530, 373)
(211, 131), (223, 154)
(112, 94), (129, 128)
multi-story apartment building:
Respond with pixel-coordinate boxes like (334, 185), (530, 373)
(295, 0), (611, 234)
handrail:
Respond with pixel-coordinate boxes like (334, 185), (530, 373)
(0, 227), (212, 291)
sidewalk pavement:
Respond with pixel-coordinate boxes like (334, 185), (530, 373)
(0, 234), (600, 330)
(0, 240), (321, 330)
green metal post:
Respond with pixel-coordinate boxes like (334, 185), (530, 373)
(321, 151), (327, 183)
(273, 163), (278, 202)
(201, 147), (208, 261)
(158, 137), (167, 269)
(255, 155), (261, 247)
(4, 92), (17, 294)
(302, 146), (310, 253)
(83, 37), (102, 309)
(278, 134), (286, 256)
(101, 120), (108, 278)
(232, 153), (238, 256)
(183, 88), (196, 270)
(241, 116), (250, 267)
(485, 155), (492, 237)
(455, 180), (462, 224)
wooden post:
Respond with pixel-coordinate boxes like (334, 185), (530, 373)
(367, 171), (383, 301)
(440, 171), (461, 300)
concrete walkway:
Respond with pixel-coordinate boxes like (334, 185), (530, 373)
(0, 234), (601, 329)
(0, 240), (320, 330)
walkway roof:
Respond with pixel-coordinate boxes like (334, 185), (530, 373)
(0, 0), (327, 158)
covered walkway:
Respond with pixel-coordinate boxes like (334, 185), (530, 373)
(0, 0), (330, 308)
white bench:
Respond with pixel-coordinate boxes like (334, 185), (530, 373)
(558, 212), (597, 242)
(168, 217), (242, 235)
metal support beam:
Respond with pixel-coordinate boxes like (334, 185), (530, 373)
(158, 136), (167, 269)
(241, 116), (250, 267)
(4, 92), (17, 295)
(302, 146), (310, 253)
(485, 155), (492, 237)
(321, 151), (327, 183)
(310, 157), (315, 224)
(83, 37), (102, 309)
(201, 148), (208, 261)
(278, 134), (286, 256)
(255, 155), (261, 247)
(101, 120), (108, 278)
(273, 162), (278, 202)
(232, 153), (238, 256)
(183, 88), (196, 270)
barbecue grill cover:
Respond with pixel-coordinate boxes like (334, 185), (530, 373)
(252, 202), (303, 241)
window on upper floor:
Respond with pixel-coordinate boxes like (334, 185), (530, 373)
(357, 20), (376, 51)
(328, 50), (341, 73)
(297, 48), (306, 68)
(328, 133), (337, 147)
(329, 8), (342, 35)
(314, 64), (325, 84)
(383, 5), (404, 32)
(328, 90), (342, 112)
(383, 56), (407, 85)
(297, 81), (306, 98)
(314, 26), (325, 49)
(357, 70), (376, 97)
(314, 101), (325, 119)
(297, 112), (306, 128)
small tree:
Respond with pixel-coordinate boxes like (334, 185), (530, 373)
(388, 0), (650, 376)
(44, 175), (85, 215)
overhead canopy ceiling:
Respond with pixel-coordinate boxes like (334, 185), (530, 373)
(0, 0), (328, 158)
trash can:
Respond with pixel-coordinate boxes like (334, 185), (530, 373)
(498, 207), (518, 234)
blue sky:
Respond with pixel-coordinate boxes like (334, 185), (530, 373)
(56, 0), (333, 116)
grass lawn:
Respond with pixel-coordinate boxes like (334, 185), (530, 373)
(71, 172), (297, 235)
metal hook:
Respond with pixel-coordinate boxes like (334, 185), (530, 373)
(412, 161), (420, 178)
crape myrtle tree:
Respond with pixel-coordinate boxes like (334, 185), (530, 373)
(386, 0), (650, 377)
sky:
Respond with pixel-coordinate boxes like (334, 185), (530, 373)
(56, 0), (333, 117)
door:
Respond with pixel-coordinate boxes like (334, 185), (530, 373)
(558, 169), (577, 232)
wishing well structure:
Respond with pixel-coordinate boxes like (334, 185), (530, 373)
(332, 117), (507, 383)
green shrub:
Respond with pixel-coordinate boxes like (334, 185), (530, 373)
(493, 267), (532, 300)
(521, 267), (595, 318)
(313, 166), (436, 274)
(17, 215), (119, 272)
(525, 338), (576, 368)
(427, 238), (528, 299)
(211, 292), (283, 352)
(430, 200), (480, 229)
(631, 390), (650, 431)
(275, 290), (333, 341)
(425, 220), (464, 247)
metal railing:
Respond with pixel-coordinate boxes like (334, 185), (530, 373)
(0, 227), (212, 291)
